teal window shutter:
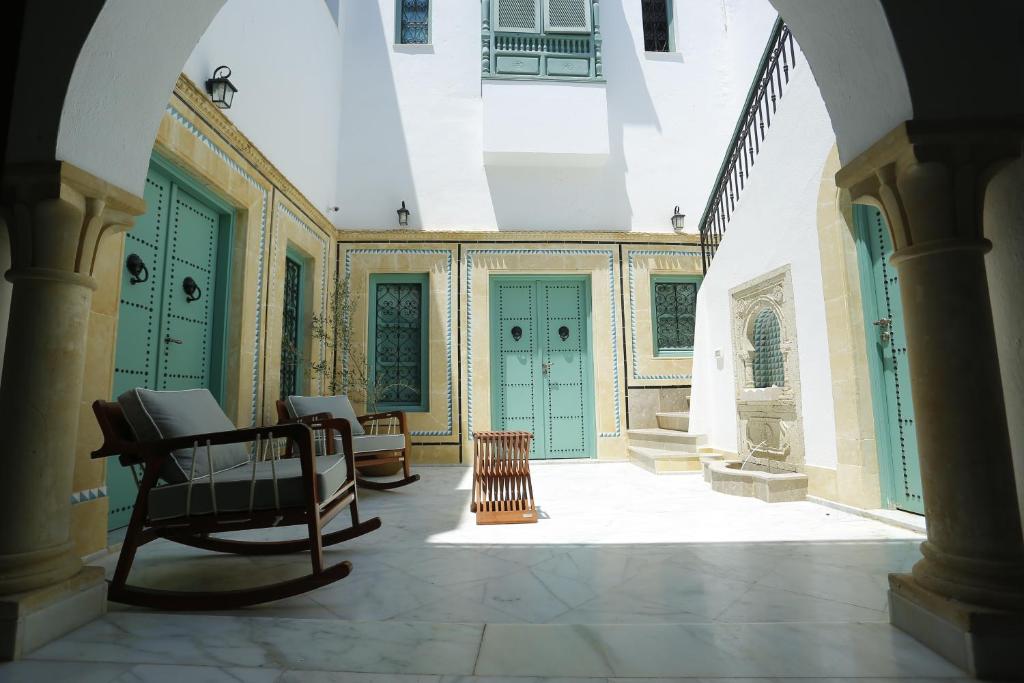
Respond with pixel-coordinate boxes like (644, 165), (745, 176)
(752, 309), (784, 388)
(280, 252), (304, 399)
(369, 273), (430, 411)
(494, 0), (541, 33)
(397, 0), (430, 44)
(651, 275), (700, 357)
(544, 0), (591, 34)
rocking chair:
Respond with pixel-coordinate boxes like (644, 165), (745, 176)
(277, 395), (420, 490)
(91, 388), (381, 610)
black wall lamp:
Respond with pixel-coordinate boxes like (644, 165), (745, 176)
(671, 205), (686, 234)
(206, 66), (238, 109)
(397, 201), (410, 227)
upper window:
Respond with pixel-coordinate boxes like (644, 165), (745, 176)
(397, 0), (430, 44)
(641, 0), (672, 52)
(485, 0), (602, 81)
(651, 275), (699, 356)
(752, 308), (784, 388)
(368, 273), (430, 411)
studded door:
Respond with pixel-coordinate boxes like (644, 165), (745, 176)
(490, 277), (595, 459)
(108, 164), (227, 529)
(859, 205), (924, 514)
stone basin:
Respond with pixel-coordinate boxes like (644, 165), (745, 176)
(705, 459), (808, 503)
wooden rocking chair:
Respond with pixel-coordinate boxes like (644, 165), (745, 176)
(92, 388), (381, 610)
(277, 396), (420, 490)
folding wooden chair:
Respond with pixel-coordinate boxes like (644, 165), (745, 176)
(277, 396), (420, 490)
(471, 431), (538, 525)
(92, 388), (380, 610)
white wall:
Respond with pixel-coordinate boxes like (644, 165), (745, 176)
(183, 0), (343, 212)
(335, 0), (779, 231)
(688, 51), (839, 469)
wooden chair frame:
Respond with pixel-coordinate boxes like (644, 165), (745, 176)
(471, 431), (538, 525)
(91, 401), (381, 610)
(276, 400), (420, 490)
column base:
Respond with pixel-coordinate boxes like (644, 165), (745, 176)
(889, 573), (1024, 680)
(0, 565), (106, 660)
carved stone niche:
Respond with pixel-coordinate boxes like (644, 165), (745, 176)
(728, 265), (805, 469)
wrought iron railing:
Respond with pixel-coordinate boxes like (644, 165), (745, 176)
(698, 18), (797, 273)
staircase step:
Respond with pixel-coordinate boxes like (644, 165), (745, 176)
(626, 428), (707, 453)
(628, 445), (703, 474)
(655, 411), (690, 431)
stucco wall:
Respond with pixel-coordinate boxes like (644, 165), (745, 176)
(335, 0), (779, 232)
(183, 0), (343, 213)
(688, 49), (839, 471)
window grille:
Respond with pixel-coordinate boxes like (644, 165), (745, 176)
(652, 277), (698, 355)
(280, 256), (302, 399)
(398, 0), (429, 44)
(752, 308), (784, 388)
(371, 277), (428, 409)
(641, 0), (671, 52)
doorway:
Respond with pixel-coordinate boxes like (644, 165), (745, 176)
(854, 205), (924, 514)
(489, 276), (596, 459)
(107, 157), (234, 530)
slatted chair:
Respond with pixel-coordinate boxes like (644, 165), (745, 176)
(91, 388), (381, 610)
(277, 395), (420, 490)
(471, 431), (538, 525)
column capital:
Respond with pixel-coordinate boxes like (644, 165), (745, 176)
(1, 161), (145, 282)
(835, 120), (1023, 255)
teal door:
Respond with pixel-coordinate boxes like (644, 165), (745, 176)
(108, 161), (231, 529)
(855, 205), (924, 514)
(490, 277), (595, 459)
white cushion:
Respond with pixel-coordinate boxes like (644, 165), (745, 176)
(351, 433), (406, 454)
(285, 394), (365, 435)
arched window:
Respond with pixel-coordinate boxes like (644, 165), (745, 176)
(752, 309), (784, 388)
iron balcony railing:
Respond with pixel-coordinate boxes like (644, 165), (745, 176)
(698, 18), (797, 273)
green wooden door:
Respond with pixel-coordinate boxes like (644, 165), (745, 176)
(108, 162), (230, 529)
(855, 205), (924, 514)
(490, 277), (595, 459)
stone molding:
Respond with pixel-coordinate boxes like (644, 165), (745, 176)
(336, 228), (703, 245)
(1, 162), (145, 281)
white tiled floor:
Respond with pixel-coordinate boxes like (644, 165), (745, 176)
(1, 464), (966, 682)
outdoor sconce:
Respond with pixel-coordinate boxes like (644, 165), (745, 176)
(205, 66), (238, 109)
(397, 201), (410, 227)
(671, 205), (686, 234)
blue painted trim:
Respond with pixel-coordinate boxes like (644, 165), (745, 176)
(626, 249), (701, 381)
(70, 486), (108, 505)
(166, 105), (268, 426)
(465, 248), (622, 438)
(344, 248), (455, 437)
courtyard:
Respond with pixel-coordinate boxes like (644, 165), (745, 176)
(0, 463), (967, 681)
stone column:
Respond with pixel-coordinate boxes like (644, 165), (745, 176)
(0, 162), (143, 657)
(837, 122), (1024, 679)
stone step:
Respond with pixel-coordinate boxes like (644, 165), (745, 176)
(627, 445), (703, 474)
(655, 411), (690, 431)
(626, 428), (707, 453)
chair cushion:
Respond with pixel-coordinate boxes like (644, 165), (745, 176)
(352, 433), (406, 454)
(285, 395), (365, 435)
(118, 388), (249, 484)
(147, 455), (349, 521)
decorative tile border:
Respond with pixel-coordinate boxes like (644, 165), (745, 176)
(167, 105), (269, 425)
(627, 249), (701, 382)
(465, 248), (622, 438)
(343, 248), (455, 437)
(70, 486), (108, 505)
(274, 201), (330, 393)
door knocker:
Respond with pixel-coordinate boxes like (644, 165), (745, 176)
(125, 253), (149, 284)
(182, 276), (202, 303)
(558, 325), (570, 341)
(511, 325), (523, 341)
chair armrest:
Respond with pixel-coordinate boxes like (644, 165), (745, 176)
(289, 415), (358, 486)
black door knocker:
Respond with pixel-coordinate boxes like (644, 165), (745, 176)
(125, 253), (149, 284)
(511, 325), (523, 341)
(182, 276), (202, 303)
(558, 325), (570, 341)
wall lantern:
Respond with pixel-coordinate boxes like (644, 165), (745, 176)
(205, 66), (238, 109)
(397, 201), (410, 227)
(671, 206), (686, 234)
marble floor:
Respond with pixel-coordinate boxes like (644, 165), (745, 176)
(2, 463), (968, 682)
